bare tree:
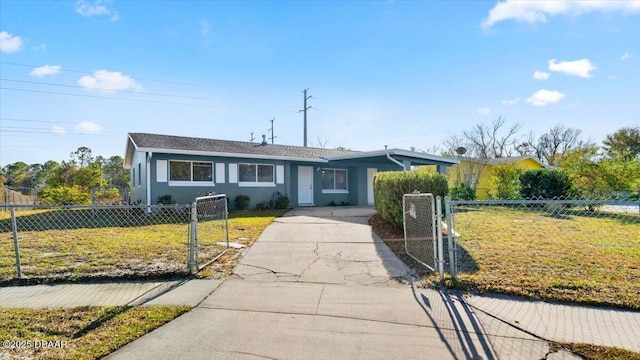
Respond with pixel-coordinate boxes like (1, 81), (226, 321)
(463, 116), (522, 158)
(530, 124), (593, 166)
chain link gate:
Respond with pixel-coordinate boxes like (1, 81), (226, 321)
(402, 193), (440, 272)
(188, 194), (230, 272)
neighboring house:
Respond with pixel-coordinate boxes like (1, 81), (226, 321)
(124, 133), (460, 208)
(447, 156), (550, 200)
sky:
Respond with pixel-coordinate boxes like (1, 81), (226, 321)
(1, 0), (639, 167)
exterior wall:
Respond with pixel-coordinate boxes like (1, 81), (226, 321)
(148, 153), (291, 209)
(129, 151), (148, 205)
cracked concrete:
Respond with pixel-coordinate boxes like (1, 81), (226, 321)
(107, 207), (608, 360)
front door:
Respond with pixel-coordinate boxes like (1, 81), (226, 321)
(298, 166), (314, 205)
(367, 168), (377, 205)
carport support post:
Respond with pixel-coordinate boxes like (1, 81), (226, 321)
(188, 202), (197, 273)
(11, 208), (22, 278)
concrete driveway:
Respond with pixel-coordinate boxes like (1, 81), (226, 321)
(108, 207), (575, 360)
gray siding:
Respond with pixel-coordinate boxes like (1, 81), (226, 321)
(129, 151), (147, 205)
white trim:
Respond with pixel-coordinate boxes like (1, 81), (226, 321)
(325, 149), (460, 164)
(322, 189), (349, 194)
(238, 182), (276, 188)
(146, 152), (152, 207)
(169, 181), (215, 187)
(132, 146), (328, 163)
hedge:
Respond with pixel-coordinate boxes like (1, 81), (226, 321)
(374, 171), (449, 229)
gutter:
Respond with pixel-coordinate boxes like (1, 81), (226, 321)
(386, 151), (407, 171)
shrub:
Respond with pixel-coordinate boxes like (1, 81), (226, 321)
(41, 185), (91, 205)
(254, 200), (272, 210)
(235, 194), (250, 210)
(488, 164), (523, 200)
(450, 183), (476, 200)
(374, 171), (449, 229)
(274, 195), (290, 209)
(520, 169), (573, 199)
(157, 194), (174, 205)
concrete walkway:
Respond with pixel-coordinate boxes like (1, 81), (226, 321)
(2, 207), (638, 359)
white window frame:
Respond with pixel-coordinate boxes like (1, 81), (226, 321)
(321, 168), (349, 194)
(168, 160), (215, 187)
(238, 163), (276, 187)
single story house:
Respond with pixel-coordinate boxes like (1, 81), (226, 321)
(447, 155), (551, 200)
(124, 133), (459, 209)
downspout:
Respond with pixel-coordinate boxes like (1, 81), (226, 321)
(386, 151), (407, 171)
(146, 152), (153, 209)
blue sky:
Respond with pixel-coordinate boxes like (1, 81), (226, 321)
(1, 0), (639, 166)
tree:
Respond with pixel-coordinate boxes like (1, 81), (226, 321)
(528, 124), (593, 166)
(557, 147), (640, 198)
(603, 126), (640, 161)
(70, 146), (94, 167)
(99, 156), (129, 187)
(462, 116), (522, 158)
(2, 161), (29, 187)
(488, 164), (523, 200)
(520, 169), (573, 199)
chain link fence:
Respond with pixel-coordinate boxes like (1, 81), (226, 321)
(1, 197), (229, 284)
(402, 193), (438, 271)
(1, 187), (37, 210)
(447, 198), (640, 309)
(189, 194), (229, 272)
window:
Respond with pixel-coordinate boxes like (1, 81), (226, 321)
(321, 169), (348, 193)
(169, 160), (214, 185)
(239, 163), (275, 186)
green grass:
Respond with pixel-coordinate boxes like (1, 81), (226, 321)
(556, 342), (640, 360)
(0, 305), (190, 360)
(451, 206), (640, 309)
(0, 208), (287, 282)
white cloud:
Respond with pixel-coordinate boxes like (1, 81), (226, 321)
(502, 97), (520, 105)
(0, 31), (23, 53)
(476, 107), (491, 115)
(548, 58), (596, 78)
(30, 65), (61, 77)
(74, 121), (103, 134)
(52, 126), (67, 135)
(483, 0), (640, 28)
(77, 70), (142, 92)
(620, 52), (634, 60)
(533, 71), (550, 80)
(526, 89), (566, 106)
(75, 0), (119, 22)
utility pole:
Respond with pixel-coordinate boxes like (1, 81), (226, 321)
(299, 88), (312, 147)
(250, 132), (255, 143)
(268, 118), (277, 144)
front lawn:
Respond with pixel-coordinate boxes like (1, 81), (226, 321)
(0, 305), (190, 360)
(0, 208), (287, 283)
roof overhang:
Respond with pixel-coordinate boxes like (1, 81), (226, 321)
(325, 149), (460, 165)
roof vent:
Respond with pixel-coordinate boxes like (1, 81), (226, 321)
(261, 135), (268, 146)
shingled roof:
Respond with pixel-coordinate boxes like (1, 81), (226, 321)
(127, 133), (355, 160)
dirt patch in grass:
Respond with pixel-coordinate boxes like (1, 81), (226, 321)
(0, 305), (190, 360)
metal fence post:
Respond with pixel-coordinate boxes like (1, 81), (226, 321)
(188, 201), (197, 273)
(436, 196), (445, 282)
(10, 208), (22, 278)
(445, 196), (456, 280)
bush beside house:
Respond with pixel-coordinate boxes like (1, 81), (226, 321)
(374, 171), (448, 229)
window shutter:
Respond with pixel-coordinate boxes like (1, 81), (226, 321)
(229, 163), (238, 183)
(156, 160), (168, 182)
(215, 163), (225, 183)
(276, 165), (285, 184)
